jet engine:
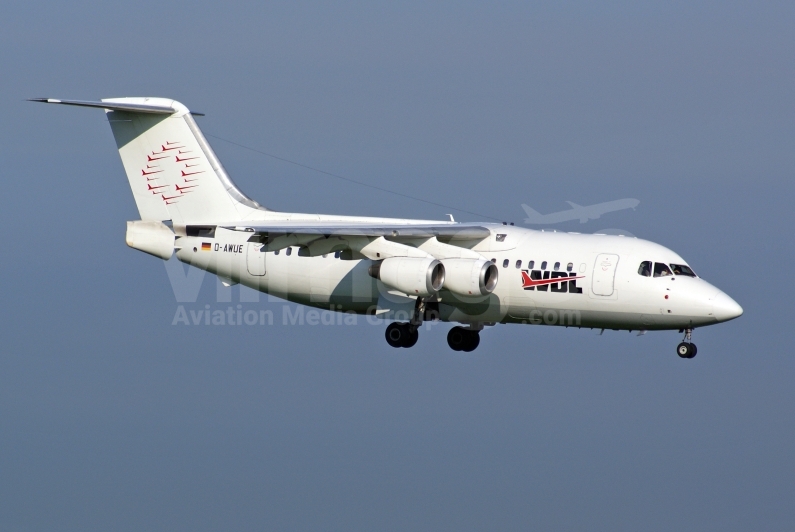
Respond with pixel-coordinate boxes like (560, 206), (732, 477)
(441, 258), (499, 296)
(369, 257), (445, 297)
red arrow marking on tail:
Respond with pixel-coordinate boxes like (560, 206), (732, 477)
(165, 141), (180, 145)
(184, 178), (199, 182)
(176, 184), (198, 191)
(147, 183), (167, 191)
(178, 150), (192, 154)
(142, 169), (162, 176)
(162, 194), (180, 201)
(185, 163), (200, 167)
(146, 164), (159, 169)
(175, 156), (198, 162)
(148, 154), (168, 161)
(161, 144), (184, 151)
(182, 170), (205, 176)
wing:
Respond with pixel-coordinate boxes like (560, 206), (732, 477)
(211, 221), (493, 260)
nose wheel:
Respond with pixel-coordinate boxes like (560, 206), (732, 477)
(677, 328), (697, 359)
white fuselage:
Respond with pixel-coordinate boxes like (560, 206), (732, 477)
(175, 222), (741, 331)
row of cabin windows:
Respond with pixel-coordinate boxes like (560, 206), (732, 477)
(493, 259), (574, 272)
(637, 261), (697, 278)
(272, 247), (343, 259)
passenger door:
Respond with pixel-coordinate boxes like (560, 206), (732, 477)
(592, 254), (619, 296)
(246, 243), (266, 276)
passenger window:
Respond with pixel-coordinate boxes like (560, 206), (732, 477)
(286, 247), (292, 256)
(541, 261), (547, 270)
(553, 262), (560, 271)
(503, 259), (509, 268)
(669, 264), (697, 277)
(491, 258), (496, 263)
(334, 251), (341, 259)
(528, 260), (535, 269)
(653, 262), (672, 277)
(567, 262), (573, 272)
(638, 261), (651, 277)
(515, 260), (522, 269)
(274, 250), (280, 255)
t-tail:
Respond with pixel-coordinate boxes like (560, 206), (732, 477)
(30, 97), (267, 225)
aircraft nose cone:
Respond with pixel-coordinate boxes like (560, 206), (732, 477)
(711, 291), (743, 322)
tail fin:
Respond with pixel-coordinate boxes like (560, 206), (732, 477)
(33, 97), (266, 224)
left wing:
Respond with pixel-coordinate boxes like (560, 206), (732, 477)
(211, 221), (492, 260)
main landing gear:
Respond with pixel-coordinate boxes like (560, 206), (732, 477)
(677, 328), (697, 359)
(447, 326), (480, 352)
(385, 296), (427, 349)
(383, 297), (482, 351)
(385, 322), (418, 348)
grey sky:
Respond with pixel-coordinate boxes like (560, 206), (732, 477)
(1, 1), (793, 530)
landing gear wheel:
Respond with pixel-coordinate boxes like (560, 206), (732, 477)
(447, 327), (467, 351)
(677, 342), (695, 359)
(385, 322), (418, 348)
(386, 322), (407, 348)
(404, 327), (419, 348)
(447, 327), (481, 352)
(461, 331), (480, 352)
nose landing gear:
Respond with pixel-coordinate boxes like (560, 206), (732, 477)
(677, 328), (697, 359)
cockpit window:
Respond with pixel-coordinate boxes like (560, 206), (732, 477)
(670, 264), (697, 277)
(638, 261), (651, 277)
(653, 262), (672, 277)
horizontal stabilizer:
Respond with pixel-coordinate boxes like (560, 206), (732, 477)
(28, 98), (204, 116)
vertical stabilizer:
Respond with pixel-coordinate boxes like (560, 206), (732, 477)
(102, 97), (265, 223)
(30, 97), (266, 224)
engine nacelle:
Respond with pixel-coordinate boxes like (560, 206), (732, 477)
(441, 258), (499, 296)
(126, 220), (175, 260)
(369, 257), (445, 297)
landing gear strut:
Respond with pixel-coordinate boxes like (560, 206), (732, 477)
(447, 326), (480, 352)
(677, 328), (697, 359)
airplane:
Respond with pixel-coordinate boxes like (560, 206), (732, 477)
(31, 97), (742, 358)
(522, 199), (640, 224)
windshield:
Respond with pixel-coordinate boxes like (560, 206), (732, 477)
(669, 264), (697, 277)
(653, 263), (673, 277)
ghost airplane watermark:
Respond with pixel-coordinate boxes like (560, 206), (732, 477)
(522, 199), (639, 225)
